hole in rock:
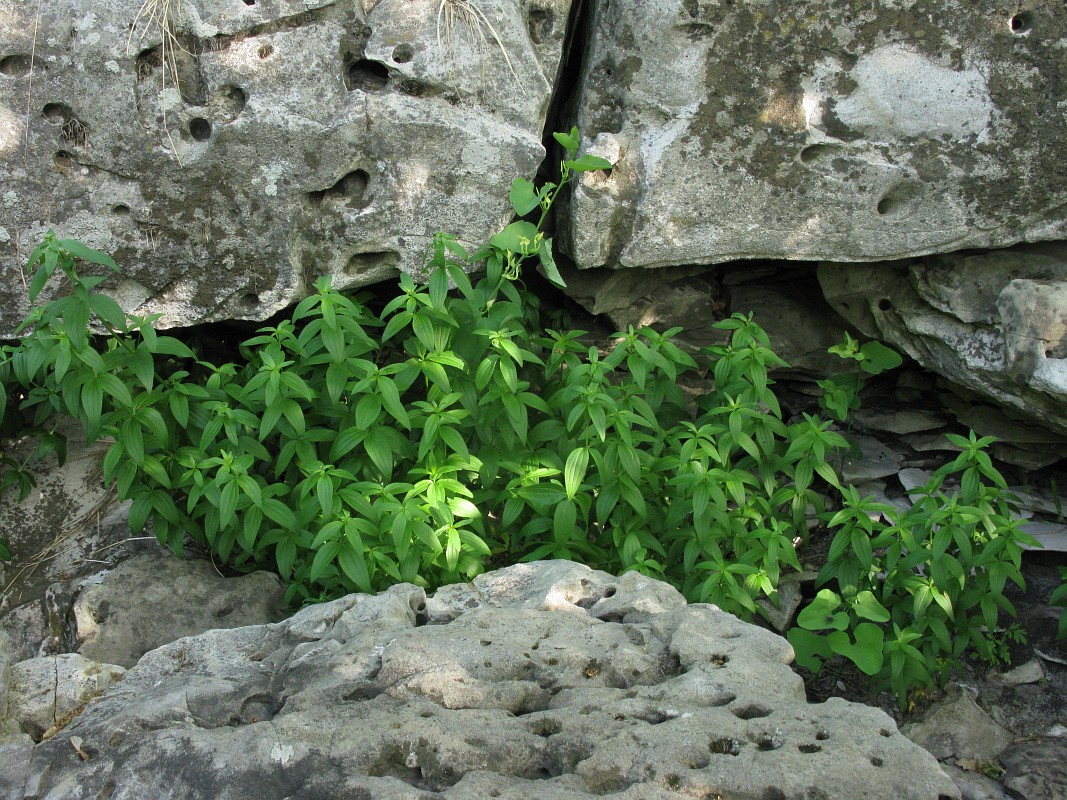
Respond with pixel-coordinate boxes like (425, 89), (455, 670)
(1010, 12), (1032, 32)
(711, 692), (737, 707)
(876, 196), (897, 215)
(709, 737), (741, 756)
(0, 54), (32, 76)
(111, 204), (131, 216)
(42, 102), (71, 122)
(53, 150), (76, 170)
(189, 117), (212, 141)
(633, 708), (670, 724)
(242, 0), (255, 4)
(754, 733), (782, 751)
(799, 144), (837, 164)
(730, 703), (772, 720)
(527, 6), (555, 43)
(345, 251), (401, 282)
(815, 730), (830, 741)
(481, 640), (492, 646)
(257, 44), (274, 59)
(870, 756), (884, 767)
(309, 169), (370, 207)
(346, 59), (389, 92)
(212, 85), (247, 121)
(763, 789), (786, 800)
(392, 43), (415, 63)
(241, 293), (260, 306)
(879, 728), (892, 737)
(603, 586), (617, 598)
(798, 743), (821, 753)
(528, 718), (562, 737)
(709, 654), (729, 667)
(877, 298), (892, 312)
(135, 47), (162, 80)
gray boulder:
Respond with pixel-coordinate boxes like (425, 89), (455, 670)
(73, 550), (286, 667)
(0, 0), (570, 334)
(3, 560), (961, 800)
(562, 1), (1067, 270)
(819, 244), (1067, 433)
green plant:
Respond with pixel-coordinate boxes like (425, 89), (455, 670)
(818, 332), (902, 422)
(790, 431), (1038, 706)
(1, 129), (1040, 713)
(1052, 567), (1067, 640)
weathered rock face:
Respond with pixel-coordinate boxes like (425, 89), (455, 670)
(0, 560), (962, 800)
(818, 243), (1067, 434)
(562, 0), (1067, 270)
(0, 0), (570, 334)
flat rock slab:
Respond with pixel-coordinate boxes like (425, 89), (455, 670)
(563, 1), (1067, 270)
(3, 561), (960, 800)
(74, 550), (286, 668)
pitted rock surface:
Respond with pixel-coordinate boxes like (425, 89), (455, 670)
(0, 0), (570, 334)
(2, 561), (960, 800)
(562, 0), (1067, 269)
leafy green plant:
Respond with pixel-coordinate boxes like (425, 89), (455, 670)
(791, 431), (1038, 705)
(818, 332), (902, 422)
(1052, 567), (1067, 640)
(0, 128), (1042, 713)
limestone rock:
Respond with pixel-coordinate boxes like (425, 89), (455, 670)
(0, 0), (571, 334)
(6, 653), (125, 740)
(74, 550), (285, 667)
(5, 561), (960, 800)
(901, 684), (1013, 763)
(0, 426), (144, 617)
(999, 740), (1067, 800)
(562, 2), (1067, 271)
(819, 245), (1067, 433)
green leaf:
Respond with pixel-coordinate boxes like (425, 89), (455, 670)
(538, 239), (566, 288)
(859, 341), (903, 374)
(564, 447), (589, 499)
(89, 293), (128, 330)
(851, 590), (890, 623)
(58, 238), (119, 271)
(786, 627), (833, 672)
(797, 589), (849, 631)
(309, 540), (341, 583)
(490, 221), (539, 254)
(552, 127), (579, 153)
(509, 178), (539, 216)
(827, 623), (885, 676)
(566, 154), (612, 172)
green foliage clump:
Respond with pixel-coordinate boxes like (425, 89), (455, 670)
(1, 128), (1061, 709)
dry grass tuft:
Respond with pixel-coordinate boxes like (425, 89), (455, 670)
(436, 0), (521, 88)
(128, 0), (185, 163)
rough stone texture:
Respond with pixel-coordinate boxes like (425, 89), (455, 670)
(7, 653), (125, 739)
(0, 0), (571, 335)
(1, 561), (961, 800)
(901, 684), (1013, 763)
(0, 426), (142, 616)
(999, 740), (1067, 800)
(938, 764), (1012, 800)
(73, 550), (286, 667)
(562, 1), (1067, 271)
(819, 244), (1067, 434)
